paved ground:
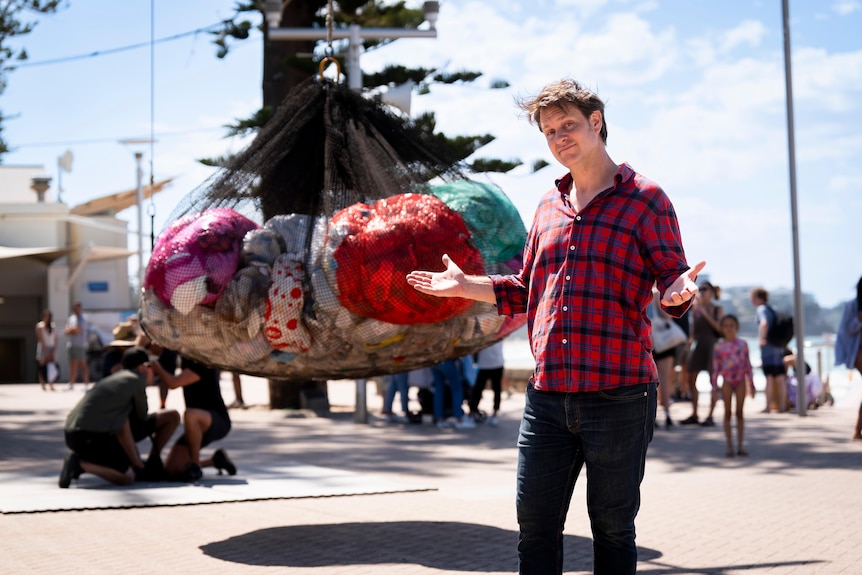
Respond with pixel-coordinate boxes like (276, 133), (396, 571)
(2, 372), (861, 574)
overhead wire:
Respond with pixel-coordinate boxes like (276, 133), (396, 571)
(14, 21), (227, 68)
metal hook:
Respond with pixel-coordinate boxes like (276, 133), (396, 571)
(319, 56), (341, 82)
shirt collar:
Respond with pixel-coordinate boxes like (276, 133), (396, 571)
(554, 162), (634, 197)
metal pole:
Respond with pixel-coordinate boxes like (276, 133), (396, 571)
(354, 378), (368, 423)
(781, 0), (806, 416)
(348, 24), (362, 91)
(56, 157), (63, 204)
(267, 27), (436, 41)
(134, 151), (144, 297)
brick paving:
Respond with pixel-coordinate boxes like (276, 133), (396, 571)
(1, 373), (861, 574)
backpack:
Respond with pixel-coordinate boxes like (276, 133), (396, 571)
(766, 307), (794, 348)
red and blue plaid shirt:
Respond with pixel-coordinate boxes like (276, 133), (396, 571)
(492, 163), (691, 393)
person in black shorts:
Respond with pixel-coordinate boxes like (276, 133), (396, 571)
(149, 351), (237, 482)
(59, 347), (180, 488)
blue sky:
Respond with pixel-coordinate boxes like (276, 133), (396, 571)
(3, 0), (861, 310)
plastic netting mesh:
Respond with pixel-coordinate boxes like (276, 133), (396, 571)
(141, 77), (527, 379)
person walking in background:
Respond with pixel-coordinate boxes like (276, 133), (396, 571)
(430, 358), (475, 430)
(63, 302), (91, 391)
(469, 340), (506, 426)
(711, 315), (753, 457)
(834, 276), (862, 440)
(672, 313), (691, 401)
(407, 77), (703, 575)
(750, 287), (788, 413)
(679, 281), (723, 426)
(380, 372), (410, 423)
(651, 291), (678, 429)
(35, 309), (57, 391)
(228, 372), (246, 409)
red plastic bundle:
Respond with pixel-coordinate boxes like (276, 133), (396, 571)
(331, 194), (484, 324)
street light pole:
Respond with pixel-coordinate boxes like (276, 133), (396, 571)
(134, 151), (144, 294)
(119, 139), (155, 300)
(781, 0), (806, 416)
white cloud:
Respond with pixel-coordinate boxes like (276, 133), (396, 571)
(720, 20), (768, 53)
(832, 1), (861, 15)
(792, 47), (862, 111)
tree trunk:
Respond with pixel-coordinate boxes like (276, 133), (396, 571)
(263, 1), (329, 411)
(263, 1), (322, 111)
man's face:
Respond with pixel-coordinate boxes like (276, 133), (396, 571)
(539, 105), (602, 169)
(73, 304), (82, 315)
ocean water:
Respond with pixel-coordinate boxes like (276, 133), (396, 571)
(502, 335), (861, 407)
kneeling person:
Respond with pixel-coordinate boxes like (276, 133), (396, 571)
(150, 354), (236, 481)
(59, 347), (180, 488)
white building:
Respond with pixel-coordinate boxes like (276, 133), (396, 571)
(0, 164), (169, 383)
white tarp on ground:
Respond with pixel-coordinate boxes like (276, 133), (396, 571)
(0, 462), (433, 514)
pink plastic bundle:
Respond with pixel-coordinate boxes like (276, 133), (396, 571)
(144, 208), (259, 314)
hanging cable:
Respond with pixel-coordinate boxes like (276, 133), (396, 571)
(148, 0), (157, 251)
(318, 0), (341, 82)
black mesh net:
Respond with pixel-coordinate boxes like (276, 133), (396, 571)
(141, 77), (527, 380)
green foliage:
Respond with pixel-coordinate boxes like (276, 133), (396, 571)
(0, 0), (64, 161)
(363, 64), (435, 87)
(334, 0), (425, 51)
(432, 70), (482, 84)
(212, 18), (254, 59)
(197, 154), (234, 168)
(223, 106), (274, 137)
(470, 158), (522, 173)
(532, 159), (550, 172)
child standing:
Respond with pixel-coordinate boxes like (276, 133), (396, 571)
(711, 314), (754, 457)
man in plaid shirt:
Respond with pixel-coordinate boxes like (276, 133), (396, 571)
(408, 78), (704, 575)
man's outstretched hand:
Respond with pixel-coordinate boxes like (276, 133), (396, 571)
(661, 261), (707, 306)
(406, 254), (465, 298)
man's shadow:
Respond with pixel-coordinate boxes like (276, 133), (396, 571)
(200, 521), (659, 572)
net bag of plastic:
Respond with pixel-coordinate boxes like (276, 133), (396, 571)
(140, 77), (526, 379)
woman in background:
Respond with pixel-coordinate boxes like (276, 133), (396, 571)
(835, 276), (862, 440)
(35, 309), (57, 391)
(679, 281), (724, 426)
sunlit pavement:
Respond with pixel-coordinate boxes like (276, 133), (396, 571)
(2, 372), (861, 574)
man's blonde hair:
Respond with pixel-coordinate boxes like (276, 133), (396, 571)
(517, 78), (608, 143)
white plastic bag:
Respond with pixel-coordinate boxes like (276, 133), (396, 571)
(47, 362), (59, 384)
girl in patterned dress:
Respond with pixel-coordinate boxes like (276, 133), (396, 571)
(711, 314), (753, 457)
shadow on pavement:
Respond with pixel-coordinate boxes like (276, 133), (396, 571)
(200, 520), (645, 572)
(202, 520), (823, 574)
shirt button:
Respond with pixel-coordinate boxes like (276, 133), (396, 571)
(563, 306), (568, 311)
(569, 245), (575, 251)
(576, 215), (582, 221)
(566, 275), (571, 280)
(562, 339), (568, 344)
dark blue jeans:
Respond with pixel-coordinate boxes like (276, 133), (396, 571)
(516, 382), (656, 575)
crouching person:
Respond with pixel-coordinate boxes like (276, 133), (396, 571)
(59, 347), (180, 488)
(149, 353), (236, 482)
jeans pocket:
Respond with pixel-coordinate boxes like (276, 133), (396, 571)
(596, 383), (650, 402)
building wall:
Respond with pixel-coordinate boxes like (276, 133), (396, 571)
(0, 166), (135, 383)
